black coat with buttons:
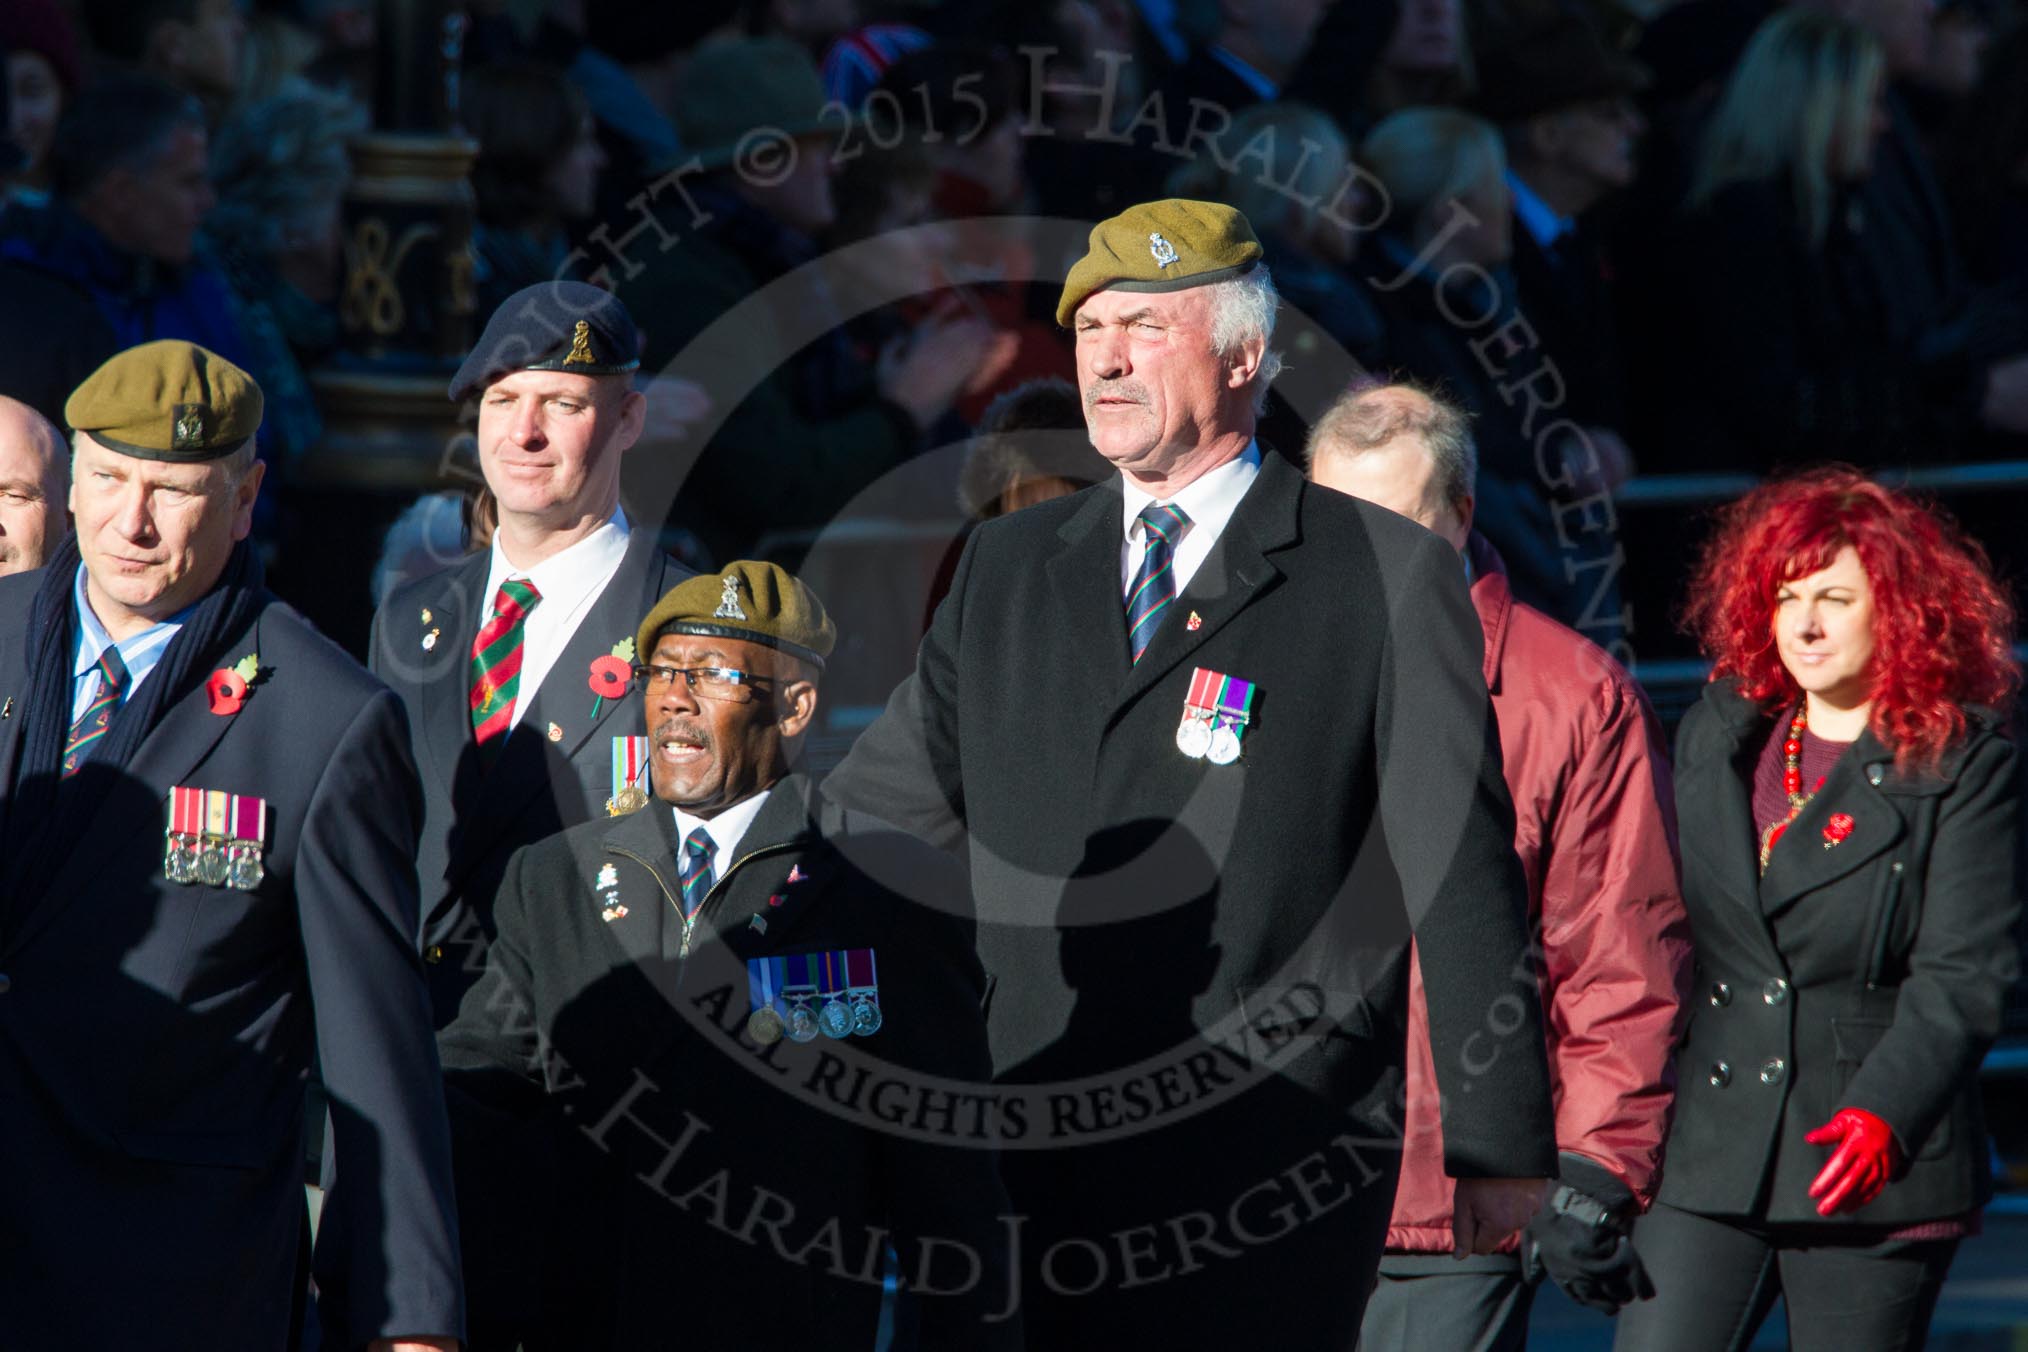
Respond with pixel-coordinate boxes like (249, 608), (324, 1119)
(1658, 679), (2021, 1226)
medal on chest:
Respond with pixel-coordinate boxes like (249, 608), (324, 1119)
(607, 735), (650, 816)
(1176, 666), (1257, 764)
(164, 786), (268, 890)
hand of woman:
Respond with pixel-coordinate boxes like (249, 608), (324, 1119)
(1804, 1107), (1902, 1216)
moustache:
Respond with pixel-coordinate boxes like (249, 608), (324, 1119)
(653, 719), (713, 751)
(1085, 380), (1149, 408)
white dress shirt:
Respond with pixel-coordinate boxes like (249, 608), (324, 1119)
(1119, 442), (1263, 598)
(480, 507), (630, 730)
(672, 787), (772, 874)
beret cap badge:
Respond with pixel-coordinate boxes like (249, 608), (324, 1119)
(1149, 232), (1179, 268)
(172, 404), (209, 452)
(563, 320), (597, 367)
(714, 575), (748, 621)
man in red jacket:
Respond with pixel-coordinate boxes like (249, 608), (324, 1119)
(1309, 382), (1693, 1348)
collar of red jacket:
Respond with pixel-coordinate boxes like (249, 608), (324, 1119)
(1466, 531), (1512, 692)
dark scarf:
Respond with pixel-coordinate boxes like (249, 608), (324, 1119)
(0, 534), (266, 926)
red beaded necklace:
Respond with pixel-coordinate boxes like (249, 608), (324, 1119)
(1759, 703), (1826, 874)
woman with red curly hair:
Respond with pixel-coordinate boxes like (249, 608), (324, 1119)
(1617, 468), (2021, 1351)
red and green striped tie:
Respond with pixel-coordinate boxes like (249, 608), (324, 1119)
(62, 646), (129, 777)
(469, 577), (542, 744)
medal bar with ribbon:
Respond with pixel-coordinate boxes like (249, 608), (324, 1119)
(1176, 666), (1219, 759)
(816, 950), (855, 1040)
(1206, 672), (1256, 764)
(782, 952), (820, 1042)
(607, 735), (650, 816)
(227, 793), (268, 890)
(746, 955), (787, 1044)
(845, 948), (882, 1035)
(1176, 667), (1257, 763)
(165, 786), (203, 883)
(164, 786), (268, 890)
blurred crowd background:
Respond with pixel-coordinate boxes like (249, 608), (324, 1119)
(3, 0), (2027, 677)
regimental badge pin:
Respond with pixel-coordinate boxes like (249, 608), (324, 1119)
(786, 864), (807, 885)
(1, 696), (12, 719)
(596, 863), (618, 890)
(563, 318), (597, 366)
(1149, 232), (1179, 268)
(422, 628), (439, 651)
(420, 607), (433, 625)
(714, 574), (748, 621)
(547, 722), (564, 742)
(595, 863), (626, 921)
(1186, 611), (1202, 631)
(749, 913), (768, 935)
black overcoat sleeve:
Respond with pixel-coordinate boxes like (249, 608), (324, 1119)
(306, 689), (466, 1343)
(1377, 529), (1558, 1180)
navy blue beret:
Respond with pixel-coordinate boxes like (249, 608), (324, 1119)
(449, 280), (642, 401)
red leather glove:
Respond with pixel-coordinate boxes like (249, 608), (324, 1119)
(1804, 1108), (1902, 1216)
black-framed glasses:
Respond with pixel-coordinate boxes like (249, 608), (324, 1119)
(632, 664), (773, 703)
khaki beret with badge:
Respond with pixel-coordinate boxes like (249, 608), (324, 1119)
(66, 340), (263, 462)
(1055, 198), (1265, 327)
(638, 560), (837, 671)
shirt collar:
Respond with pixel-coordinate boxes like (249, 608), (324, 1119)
(1120, 440), (1262, 543)
(673, 786), (773, 870)
(1206, 44), (1279, 102)
(1506, 170), (1573, 251)
(71, 563), (191, 678)
(486, 505), (629, 605)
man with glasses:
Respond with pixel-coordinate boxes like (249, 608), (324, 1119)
(437, 562), (1018, 1349)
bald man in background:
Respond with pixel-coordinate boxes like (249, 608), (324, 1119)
(0, 395), (69, 575)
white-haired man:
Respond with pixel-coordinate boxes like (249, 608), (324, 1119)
(828, 199), (1556, 1346)
(1310, 382), (1691, 1351)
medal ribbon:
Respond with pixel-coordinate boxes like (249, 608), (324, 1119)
(820, 950), (845, 999)
(231, 794), (266, 846)
(611, 736), (646, 800)
(748, 956), (783, 1012)
(204, 789), (230, 841)
(1186, 666), (1218, 714)
(846, 948), (877, 989)
(1213, 674), (1256, 736)
(168, 785), (202, 836)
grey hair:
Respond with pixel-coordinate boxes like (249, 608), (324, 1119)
(1305, 381), (1478, 510)
(1205, 267), (1285, 413)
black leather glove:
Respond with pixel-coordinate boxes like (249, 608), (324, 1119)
(1521, 1154), (1655, 1316)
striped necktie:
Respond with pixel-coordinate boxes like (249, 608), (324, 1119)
(678, 827), (716, 921)
(62, 646), (130, 777)
(469, 577), (542, 743)
(1125, 503), (1191, 664)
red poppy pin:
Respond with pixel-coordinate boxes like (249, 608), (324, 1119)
(587, 639), (636, 718)
(1823, 813), (1855, 848)
(207, 653), (260, 716)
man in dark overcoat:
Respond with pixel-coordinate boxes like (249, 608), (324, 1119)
(0, 341), (462, 1350)
(369, 280), (690, 1027)
(824, 198), (1558, 1347)
(438, 562), (1019, 1349)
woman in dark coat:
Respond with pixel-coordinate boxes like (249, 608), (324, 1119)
(1617, 468), (2021, 1351)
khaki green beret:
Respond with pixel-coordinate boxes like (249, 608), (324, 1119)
(638, 560), (837, 671)
(1055, 199), (1264, 327)
(66, 340), (263, 462)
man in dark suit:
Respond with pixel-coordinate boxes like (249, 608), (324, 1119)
(1476, 8), (1650, 440)
(370, 281), (690, 1028)
(0, 341), (461, 1350)
(439, 562), (1019, 1349)
(825, 199), (1557, 1346)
